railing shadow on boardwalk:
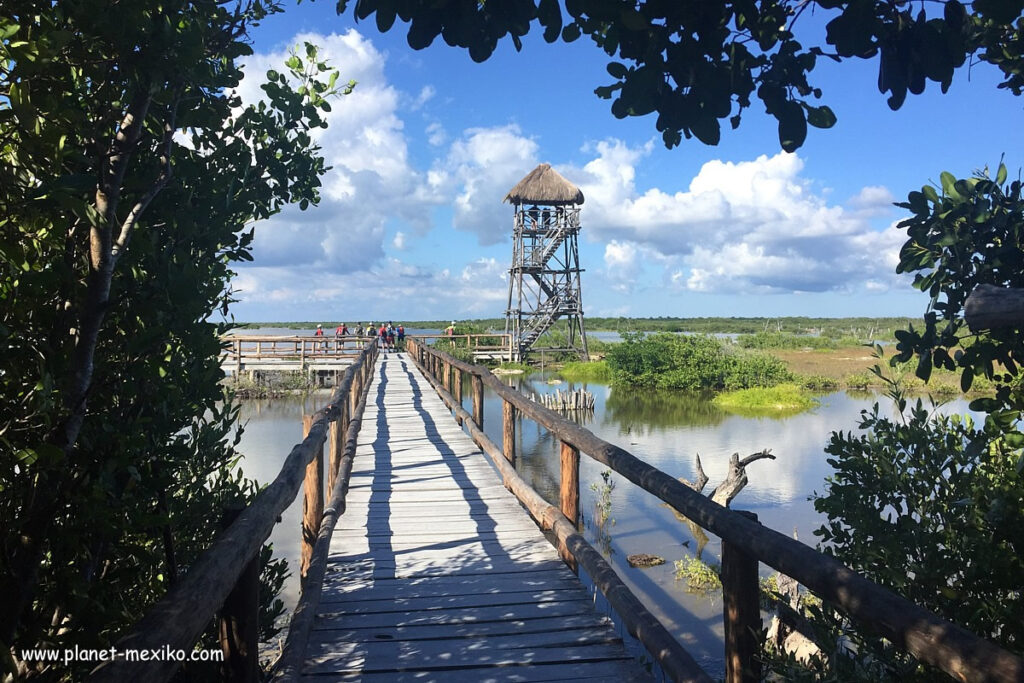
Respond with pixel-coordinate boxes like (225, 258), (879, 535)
(304, 355), (639, 679)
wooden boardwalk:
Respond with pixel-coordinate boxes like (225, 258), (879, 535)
(301, 352), (650, 681)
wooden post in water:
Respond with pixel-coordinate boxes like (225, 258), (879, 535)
(301, 415), (324, 583)
(722, 510), (762, 683)
(502, 399), (516, 467)
(559, 441), (580, 569)
(218, 504), (258, 682)
(472, 374), (484, 429)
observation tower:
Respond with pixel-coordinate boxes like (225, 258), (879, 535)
(503, 164), (589, 361)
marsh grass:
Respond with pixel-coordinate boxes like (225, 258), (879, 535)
(712, 383), (817, 415)
(772, 347), (995, 396)
(558, 360), (612, 382)
(673, 556), (722, 592)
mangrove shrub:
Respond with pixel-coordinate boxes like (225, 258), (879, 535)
(606, 332), (790, 390)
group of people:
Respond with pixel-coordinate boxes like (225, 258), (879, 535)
(312, 322), (406, 352)
(364, 321), (405, 352)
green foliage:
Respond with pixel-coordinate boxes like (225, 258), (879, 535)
(558, 360), (611, 382)
(227, 372), (317, 399)
(893, 165), (1024, 425)
(589, 469), (615, 528)
(712, 383), (817, 415)
(798, 374), (839, 391)
(738, 331), (863, 350)
(673, 556), (722, 592)
(337, 0), (1024, 150)
(723, 351), (793, 390)
(815, 403), (1024, 674)
(495, 361), (533, 373)
(842, 371), (877, 390)
(0, 1), (348, 674)
(606, 332), (791, 390)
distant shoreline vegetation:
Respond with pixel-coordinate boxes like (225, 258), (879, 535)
(234, 316), (917, 338)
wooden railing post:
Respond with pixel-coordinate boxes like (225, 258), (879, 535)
(453, 368), (463, 425)
(301, 415), (323, 583)
(350, 364), (361, 417)
(442, 360), (450, 392)
(218, 504), (258, 682)
(559, 441), (580, 569)
(722, 510), (762, 683)
(472, 374), (484, 429)
(327, 419), (340, 495)
(502, 399), (516, 467)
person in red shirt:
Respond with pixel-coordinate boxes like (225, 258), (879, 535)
(334, 323), (348, 352)
(314, 324), (325, 353)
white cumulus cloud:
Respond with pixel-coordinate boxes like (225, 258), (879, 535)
(564, 144), (908, 295)
(433, 124), (540, 245)
(232, 29), (445, 307)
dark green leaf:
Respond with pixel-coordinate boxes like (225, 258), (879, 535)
(777, 100), (807, 152)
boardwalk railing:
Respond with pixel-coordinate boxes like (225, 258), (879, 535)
(409, 332), (514, 361)
(221, 334), (373, 372)
(406, 339), (1024, 683)
(89, 341), (379, 683)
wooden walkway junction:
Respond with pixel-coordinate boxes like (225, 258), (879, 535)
(91, 338), (1024, 683)
(220, 334), (513, 376)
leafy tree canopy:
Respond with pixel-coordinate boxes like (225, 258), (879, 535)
(805, 167), (1024, 677)
(893, 164), (1024, 437)
(1, 0), (350, 675)
(335, 0), (1024, 151)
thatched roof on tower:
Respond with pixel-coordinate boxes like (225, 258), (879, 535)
(504, 163), (584, 205)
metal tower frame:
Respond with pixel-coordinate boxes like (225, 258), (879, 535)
(504, 203), (589, 361)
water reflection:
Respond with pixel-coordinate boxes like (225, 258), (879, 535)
(605, 387), (727, 432)
(232, 392), (334, 615)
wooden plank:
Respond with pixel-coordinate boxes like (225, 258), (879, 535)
(313, 613), (612, 643)
(319, 588), (588, 613)
(343, 485), (518, 500)
(331, 525), (543, 540)
(299, 659), (642, 683)
(321, 570), (583, 596)
(312, 599), (601, 631)
(303, 641), (633, 675)
(321, 558), (571, 582)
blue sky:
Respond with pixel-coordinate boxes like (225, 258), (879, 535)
(228, 3), (1024, 322)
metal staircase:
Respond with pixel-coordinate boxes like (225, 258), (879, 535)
(502, 164), (589, 362)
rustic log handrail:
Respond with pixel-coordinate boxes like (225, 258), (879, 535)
(407, 339), (1024, 683)
(89, 341), (379, 683)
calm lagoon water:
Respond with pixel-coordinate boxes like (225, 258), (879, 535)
(233, 366), (973, 676)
